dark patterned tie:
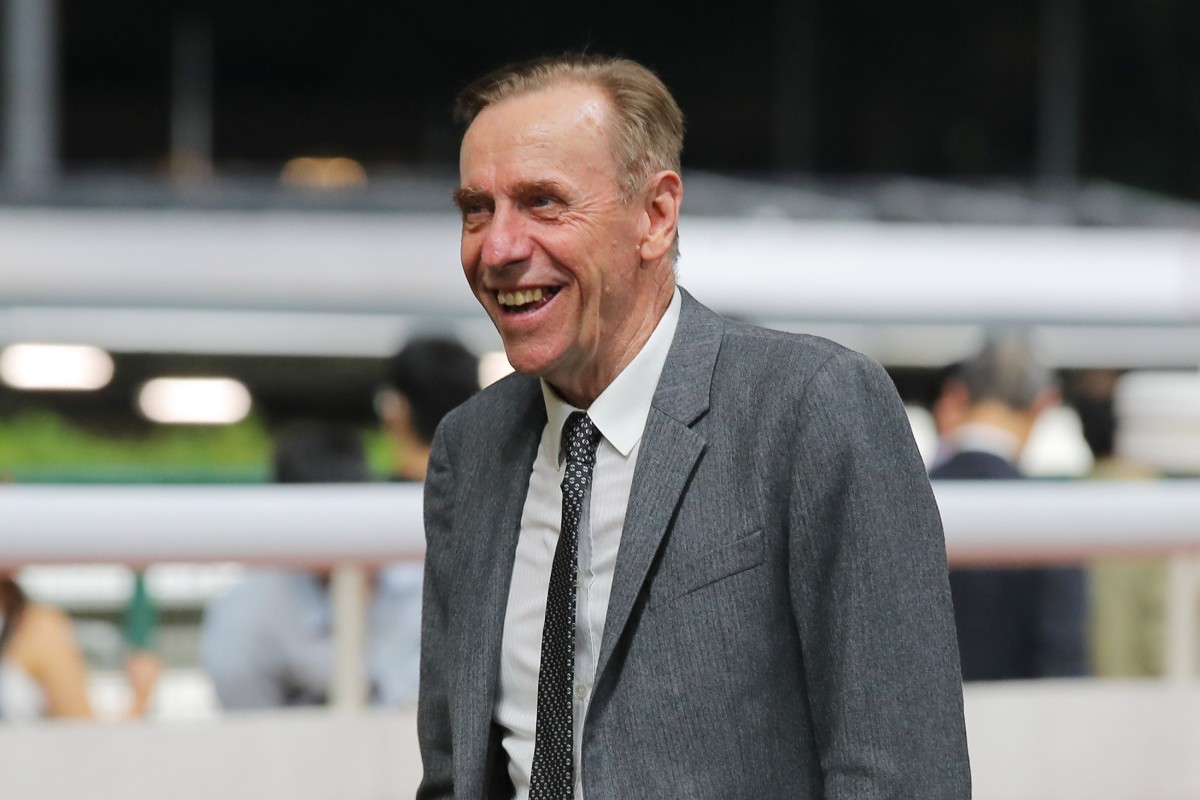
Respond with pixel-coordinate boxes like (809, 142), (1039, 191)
(529, 411), (602, 800)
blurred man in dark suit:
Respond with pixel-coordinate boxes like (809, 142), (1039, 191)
(934, 336), (1088, 681)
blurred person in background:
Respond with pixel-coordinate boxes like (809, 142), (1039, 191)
(929, 362), (969, 471)
(1072, 369), (1165, 677)
(376, 336), (480, 482)
(201, 339), (480, 710)
(0, 574), (160, 720)
(934, 336), (1089, 681)
(201, 422), (426, 708)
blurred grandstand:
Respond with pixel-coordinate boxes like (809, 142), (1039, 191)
(5, 170), (1199, 472)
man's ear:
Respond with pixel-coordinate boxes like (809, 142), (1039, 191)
(639, 170), (683, 262)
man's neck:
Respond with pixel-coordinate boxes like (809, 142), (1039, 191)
(956, 401), (1034, 458)
(548, 280), (676, 409)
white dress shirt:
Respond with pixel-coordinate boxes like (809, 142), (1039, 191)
(495, 288), (682, 800)
(953, 422), (1022, 463)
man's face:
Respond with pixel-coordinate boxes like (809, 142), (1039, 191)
(456, 82), (669, 405)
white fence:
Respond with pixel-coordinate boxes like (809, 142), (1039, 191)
(3, 482), (1200, 798)
(4, 480), (1200, 564)
(3, 481), (1200, 689)
(0, 707), (424, 800)
(1, 681), (1200, 799)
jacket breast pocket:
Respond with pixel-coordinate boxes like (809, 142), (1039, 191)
(649, 529), (765, 610)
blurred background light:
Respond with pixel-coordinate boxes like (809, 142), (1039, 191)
(137, 377), (252, 425)
(1116, 370), (1200, 473)
(479, 350), (515, 388)
(905, 405), (937, 465)
(1020, 406), (1094, 477)
(280, 156), (368, 189)
(0, 342), (115, 390)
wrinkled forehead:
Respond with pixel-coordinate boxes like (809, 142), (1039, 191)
(459, 83), (618, 176)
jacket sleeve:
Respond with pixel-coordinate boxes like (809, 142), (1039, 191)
(416, 421), (456, 800)
(787, 349), (972, 799)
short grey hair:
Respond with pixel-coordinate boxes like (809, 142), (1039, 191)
(959, 336), (1055, 411)
(454, 53), (684, 202)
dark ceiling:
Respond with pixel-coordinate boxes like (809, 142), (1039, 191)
(57, 1), (1200, 198)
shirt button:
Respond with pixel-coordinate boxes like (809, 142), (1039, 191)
(576, 571), (589, 588)
(574, 683), (589, 700)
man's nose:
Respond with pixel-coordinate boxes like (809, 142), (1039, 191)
(480, 205), (533, 269)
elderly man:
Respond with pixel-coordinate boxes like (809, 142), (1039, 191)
(418, 54), (970, 800)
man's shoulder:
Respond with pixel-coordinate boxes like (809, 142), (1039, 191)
(715, 317), (882, 388)
(721, 318), (846, 358)
(671, 291), (895, 407)
(437, 369), (540, 437)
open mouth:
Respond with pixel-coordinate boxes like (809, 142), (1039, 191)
(495, 286), (560, 315)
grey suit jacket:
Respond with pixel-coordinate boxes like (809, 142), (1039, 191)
(418, 290), (971, 799)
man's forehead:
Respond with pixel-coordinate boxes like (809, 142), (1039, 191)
(458, 83), (619, 188)
(461, 84), (613, 159)
(478, 81), (611, 128)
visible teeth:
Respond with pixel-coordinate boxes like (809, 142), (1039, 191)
(498, 288), (546, 306)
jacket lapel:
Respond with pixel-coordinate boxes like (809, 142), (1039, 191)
(595, 290), (725, 681)
(452, 377), (545, 794)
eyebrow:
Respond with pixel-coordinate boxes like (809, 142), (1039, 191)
(512, 179), (568, 200)
(452, 179), (571, 211)
(452, 187), (489, 212)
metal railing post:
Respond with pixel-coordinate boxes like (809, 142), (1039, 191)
(329, 563), (369, 710)
(1164, 555), (1200, 682)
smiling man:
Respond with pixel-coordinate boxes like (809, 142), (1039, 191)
(418, 54), (970, 800)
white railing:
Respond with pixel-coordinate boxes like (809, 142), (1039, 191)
(936, 480), (1200, 563)
(0, 484), (425, 567)
(4, 681), (1199, 800)
(5, 481), (1200, 563)
(3, 481), (1200, 690)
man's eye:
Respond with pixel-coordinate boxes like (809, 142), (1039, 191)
(530, 196), (554, 208)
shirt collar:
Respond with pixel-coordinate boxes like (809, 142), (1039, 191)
(953, 422), (1022, 463)
(540, 287), (682, 465)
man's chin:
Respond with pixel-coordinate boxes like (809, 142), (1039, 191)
(504, 356), (552, 378)
(500, 344), (564, 381)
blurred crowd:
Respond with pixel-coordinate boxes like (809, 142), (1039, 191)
(200, 336), (478, 710)
(0, 332), (1179, 721)
(1, 335), (480, 720)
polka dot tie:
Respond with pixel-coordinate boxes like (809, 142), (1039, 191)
(529, 411), (602, 800)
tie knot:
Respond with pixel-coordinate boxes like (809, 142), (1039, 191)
(562, 411), (601, 468)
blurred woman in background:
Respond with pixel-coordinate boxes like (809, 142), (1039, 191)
(0, 574), (159, 720)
